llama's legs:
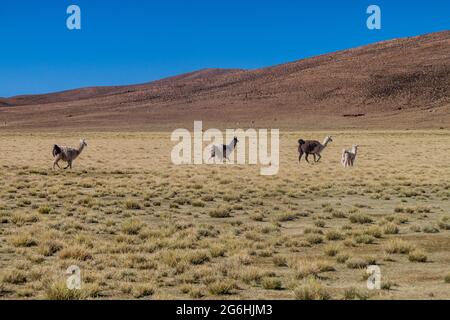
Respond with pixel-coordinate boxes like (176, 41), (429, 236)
(53, 160), (61, 170)
(53, 156), (61, 170)
(64, 160), (72, 169)
(298, 152), (303, 163)
(316, 154), (321, 162)
(305, 154), (310, 163)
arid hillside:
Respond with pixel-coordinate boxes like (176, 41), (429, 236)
(1, 31), (449, 131)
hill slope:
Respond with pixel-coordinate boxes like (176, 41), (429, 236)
(1, 31), (449, 131)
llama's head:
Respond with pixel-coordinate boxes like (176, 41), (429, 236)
(80, 139), (88, 147)
(352, 144), (359, 151)
(324, 136), (333, 144)
(233, 137), (239, 146)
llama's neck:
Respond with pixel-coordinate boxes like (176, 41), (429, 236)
(322, 138), (330, 148)
(228, 139), (236, 151)
(77, 143), (85, 155)
(351, 146), (358, 154)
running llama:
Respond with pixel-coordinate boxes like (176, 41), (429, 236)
(298, 136), (333, 163)
(52, 139), (87, 169)
(341, 144), (358, 167)
(209, 137), (239, 162)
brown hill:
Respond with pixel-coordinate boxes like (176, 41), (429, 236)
(1, 31), (449, 131)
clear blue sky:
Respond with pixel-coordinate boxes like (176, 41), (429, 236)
(0, 0), (449, 97)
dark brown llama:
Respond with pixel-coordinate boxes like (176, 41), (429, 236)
(298, 136), (333, 163)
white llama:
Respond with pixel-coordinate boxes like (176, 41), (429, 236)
(341, 144), (358, 167)
(209, 137), (239, 162)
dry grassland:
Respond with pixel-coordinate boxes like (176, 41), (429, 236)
(0, 131), (449, 299)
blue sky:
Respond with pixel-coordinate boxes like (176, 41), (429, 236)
(0, 0), (449, 97)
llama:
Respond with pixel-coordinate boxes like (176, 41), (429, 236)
(298, 136), (333, 163)
(209, 137), (239, 162)
(341, 144), (358, 167)
(52, 139), (87, 170)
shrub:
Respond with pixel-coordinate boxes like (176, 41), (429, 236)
(346, 258), (368, 269)
(261, 278), (283, 290)
(38, 205), (51, 214)
(189, 288), (204, 299)
(381, 281), (395, 290)
(293, 261), (321, 279)
(365, 227), (382, 238)
(353, 234), (375, 245)
(186, 251), (211, 265)
(383, 223), (399, 235)
(209, 245), (226, 258)
(133, 285), (155, 298)
(384, 239), (414, 254)
(323, 245), (340, 257)
(444, 275), (450, 283)
(275, 212), (298, 222)
(422, 225), (439, 234)
(239, 267), (265, 284)
(191, 200), (205, 207)
(125, 200), (141, 210)
(349, 214), (372, 224)
(314, 220), (326, 228)
(121, 219), (143, 235)
(45, 282), (84, 300)
(331, 211), (347, 218)
(9, 234), (38, 247)
(59, 246), (92, 261)
(408, 250), (427, 263)
(304, 228), (323, 235)
(294, 278), (331, 300)
(438, 221), (450, 230)
(1, 269), (27, 284)
(306, 235), (323, 245)
(11, 213), (39, 225)
(336, 253), (350, 264)
(45, 282), (100, 300)
(38, 240), (63, 256)
(343, 287), (369, 300)
(207, 280), (236, 295)
(209, 207), (231, 218)
(273, 256), (288, 267)
(325, 230), (345, 241)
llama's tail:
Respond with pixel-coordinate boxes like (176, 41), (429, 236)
(298, 139), (305, 145)
(53, 144), (62, 157)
